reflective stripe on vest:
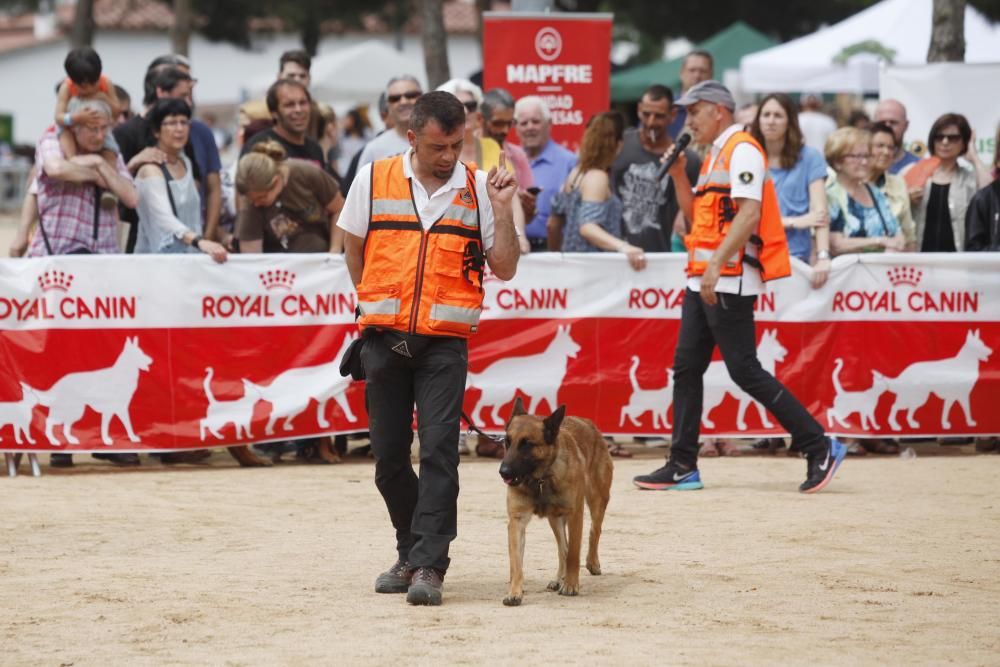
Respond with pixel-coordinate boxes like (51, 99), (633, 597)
(358, 298), (401, 316)
(357, 154), (485, 338)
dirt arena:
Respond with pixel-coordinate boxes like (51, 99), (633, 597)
(2, 445), (998, 666)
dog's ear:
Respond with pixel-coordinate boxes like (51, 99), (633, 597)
(511, 396), (527, 417)
(543, 404), (566, 444)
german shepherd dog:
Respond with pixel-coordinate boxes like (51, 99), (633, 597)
(499, 397), (613, 606)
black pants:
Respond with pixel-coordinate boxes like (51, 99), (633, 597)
(670, 289), (825, 467)
(362, 334), (467, 573)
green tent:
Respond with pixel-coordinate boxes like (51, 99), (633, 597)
(611, 21), (776, 102)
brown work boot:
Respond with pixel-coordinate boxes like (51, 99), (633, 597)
(406, 567), (444, 606)
(374, 560), (412, 594)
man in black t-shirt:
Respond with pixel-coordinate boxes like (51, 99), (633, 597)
(242, 79), (328, 172)
(610, 84), (702, 253)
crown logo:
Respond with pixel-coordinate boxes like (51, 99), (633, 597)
(259, 270), (295, 291)
(886, 266), (923, 288)
(38, 270), (74, 292)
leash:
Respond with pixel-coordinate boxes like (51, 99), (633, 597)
(460, 411), (505, 445)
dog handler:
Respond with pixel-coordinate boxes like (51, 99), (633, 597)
(339, 91), (520, 605)
(633, 81), (847, 494)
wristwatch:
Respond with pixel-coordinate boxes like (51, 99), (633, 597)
(817, 250), (831, 261)
(190, 235), (204, 250)
(63, 112), (73, 127)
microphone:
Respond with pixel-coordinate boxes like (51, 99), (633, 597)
(656, 133), (691, 182)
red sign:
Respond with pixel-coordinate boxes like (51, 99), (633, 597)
(483, 12), (612, 151)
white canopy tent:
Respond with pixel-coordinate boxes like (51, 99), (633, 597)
(740, 0), (1000, 93)
(243, 40), (428, 105)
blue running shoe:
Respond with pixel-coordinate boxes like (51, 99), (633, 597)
(800, 437), (847, 494)
(633, 462), (703, 491)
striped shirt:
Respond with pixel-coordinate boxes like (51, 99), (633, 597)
(28, 127), (131, 256)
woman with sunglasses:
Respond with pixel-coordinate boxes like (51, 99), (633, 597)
(912, 113), (991, 251)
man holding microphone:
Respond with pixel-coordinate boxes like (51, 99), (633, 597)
(633, 81), (847, 494)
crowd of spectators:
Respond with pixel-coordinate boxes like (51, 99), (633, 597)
(8, 43), (1000, 466)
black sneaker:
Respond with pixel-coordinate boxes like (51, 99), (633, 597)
(800, 438), (847, 494)
(406, 567), (444, 606)
(374, 560), (412, 594)
(632, 461), (703, 491)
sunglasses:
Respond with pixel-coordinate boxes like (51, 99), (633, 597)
(933, 132), (962, 143)
(388, 91), (421, 104)
(463, 100), (478, 113)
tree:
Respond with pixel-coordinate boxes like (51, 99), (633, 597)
(928, 0), (966, 61)
(70, 0), (94, 47)
(171, 0), (193, 56)
(421, 0), (450, 88)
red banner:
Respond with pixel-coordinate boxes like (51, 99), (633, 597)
(482, 12), (612, 151)
(0, 253), (997, 454)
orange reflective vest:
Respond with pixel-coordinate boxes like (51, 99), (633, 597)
(356, 154), (485, 338)
(685, 131), (791, 282)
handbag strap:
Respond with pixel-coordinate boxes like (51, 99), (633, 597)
(158, 162), (179, 217)
(865, 183), (890, 236)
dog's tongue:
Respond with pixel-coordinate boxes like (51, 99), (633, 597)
(502, 478), (514, 486)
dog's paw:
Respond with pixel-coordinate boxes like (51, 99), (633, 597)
(586, 563), (602, 576)
(546, 580), (562, 592)
(558, 586), (579, 597)
(502, 594), (522, 606)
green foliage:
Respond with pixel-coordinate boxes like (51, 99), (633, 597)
(832, 39), (897, 64)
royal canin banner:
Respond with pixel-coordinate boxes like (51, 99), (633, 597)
(0, 253), (997, 454)
(482, 12), (612, 151)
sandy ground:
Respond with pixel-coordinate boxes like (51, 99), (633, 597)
(2, 445), (999, 666)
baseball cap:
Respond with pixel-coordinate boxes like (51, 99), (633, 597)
(675, 80), (735, 111)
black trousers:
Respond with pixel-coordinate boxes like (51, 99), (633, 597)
(670, 289), (826, 467)
(362, 334), (466, 573)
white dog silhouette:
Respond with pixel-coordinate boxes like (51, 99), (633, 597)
(466, 324), (581, 425)
(36, 337), (152, 446)
(619, 355), (671, 429)
(0, 381), (40, 445)
(247, 332), (359, 436)
(702, 329), (786, 431)
(885, 329), (992, 431)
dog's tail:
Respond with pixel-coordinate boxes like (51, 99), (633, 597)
(831, 358), (845, 396)
(628, 355), (641, 392)
(204, 367), (217, 405)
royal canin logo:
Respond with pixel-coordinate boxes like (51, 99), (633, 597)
(204, 268), (353, 319)
(38, 270), (74, 292)
(0, 272), (135, 322)
(886, 266), (923, 288)
(259, 270), (296, 291)
(833, 265), (978, 314)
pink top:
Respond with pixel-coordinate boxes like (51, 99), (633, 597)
(503, 142), (534, 191)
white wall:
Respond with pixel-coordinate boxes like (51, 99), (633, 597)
(1, 31), (482, 145)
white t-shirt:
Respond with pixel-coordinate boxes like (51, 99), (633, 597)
(337, 148), (496, 250)
(686, 124), (765, 296)
(798, 111), (837, 154)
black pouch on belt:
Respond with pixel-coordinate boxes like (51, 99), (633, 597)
(339, 328), (374, 380)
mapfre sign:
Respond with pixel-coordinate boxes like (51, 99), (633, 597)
(483, 12), (612, 151)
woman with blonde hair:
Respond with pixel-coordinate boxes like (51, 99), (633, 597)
(235, 140), (344, 254)
(235, 139), (345, 465)
(547, 111), (645, 271)
(825, 127), (905, 255)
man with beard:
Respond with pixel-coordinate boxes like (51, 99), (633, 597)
(242, 79), (326, 170)
(611, 84), (701, 254)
